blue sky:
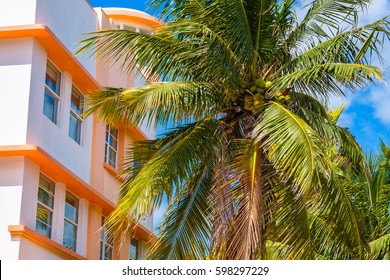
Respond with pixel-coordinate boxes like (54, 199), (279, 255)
(89, 0), (147, 10)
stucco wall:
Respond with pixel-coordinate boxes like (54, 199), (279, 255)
(0, 0), (37, 27)
(0, 38), (34, 146)
(35, 0), (97, 76)
(0, 157), (25, 259)
(26, 39), (93, 183)
(0, 0), (97, 76)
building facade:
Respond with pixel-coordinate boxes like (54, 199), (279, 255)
(0, 0), (159, 260)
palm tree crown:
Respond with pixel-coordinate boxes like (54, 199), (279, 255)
(79, 0), (390, 259)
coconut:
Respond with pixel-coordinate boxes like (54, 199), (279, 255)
(253, 93), (263, 101)
(265, 81), (273, 89)
(255, 78), (265, 88)
(256, 87), (265, 94)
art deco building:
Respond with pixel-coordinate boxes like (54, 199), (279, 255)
(0, 0), (159, 260)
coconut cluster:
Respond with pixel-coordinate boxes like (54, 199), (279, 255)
(227, 77), (291, 113)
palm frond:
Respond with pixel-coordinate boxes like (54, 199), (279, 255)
(271, 181), (316, 259)
(273, 62), (383, 99)
(293, 105), (366, 167)
(104, 118), (222, 236)
(286, 0), (371, 49)
(225, 139), (268, 259)
(83, 82), (222, 129)
(254, 101), (326, 195)
(277, 18), (390, 76)
(148, 157), (215, 260)
(315, 170), (369, 259)
(368, 234), (390, 259)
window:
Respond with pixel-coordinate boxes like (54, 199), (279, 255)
(100, 217), (114, 260)
(105, 125), (118, 168)
(129, 238), (139, 260)
(35, 174), (55, 238)
(69, 87), (83, 144)
(63, 192), (79, 251)
(43, 62), (60, 123)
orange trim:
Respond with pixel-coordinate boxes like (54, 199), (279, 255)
(119, 123), (149, 141)
(0, 144), (116, 215)
(8, 225), (87, 260)
(133, 222), (156, 243)
(103, 162), (121, 178)
(0, 24), (150, 141)
(103, 8), (163, 27)
(0, 24), (100, 93)
(1, 145), (156, 240)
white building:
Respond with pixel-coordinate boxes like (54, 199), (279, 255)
(0, 0), (159, 260)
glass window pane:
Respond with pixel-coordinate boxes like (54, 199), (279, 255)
(129, 239), (138, 260)
(36, 219), (51, 237)
(36, 174), (54, 238)
(36, 204), (52, 224)
(43, 90), (57, 122)
(109, 147), (116, 166)
(63, 220), (77, 251)
(45, 64), (60, 96)
(109, 137), (118, 150)
(65, 203), (77, 223)
(110, 126), (118, 138)
(39, 175), (55, 194)
(37, 188), (54, 208)
(65, 192), (78, 223)
(105, 126), (118, 168)
(69, 114), (81, 144)
(45, 75), (57, 94)
(70, 92), (80, 114)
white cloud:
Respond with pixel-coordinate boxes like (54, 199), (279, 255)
(368, 86), (390, 124)
(328, 94), (350, 109)
(360, 0), (390, 24)
(296, 0), (311, 23)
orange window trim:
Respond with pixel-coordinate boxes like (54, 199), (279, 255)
(0, 144), (115, 215)
(0, 24), (100, 93)
(103, 162), (121, 178)
(1, 145), (156, 241)
(8, 225), (87, 260)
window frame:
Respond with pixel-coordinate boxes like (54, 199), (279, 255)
(35, 174), (55, 238)
(43, 62), (61, 124)
(69, 86), (84, 144)
(63, 191), (79, 252)
(100, 216), (114, 260)
(104, 125), (119, 168)
(129, 238), (139, 260)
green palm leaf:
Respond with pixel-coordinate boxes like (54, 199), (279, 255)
(83, 82), (222, 129)
(79, 0), (390, 259)
(254, 101), (326, 195)
(149, 159), (215, 260)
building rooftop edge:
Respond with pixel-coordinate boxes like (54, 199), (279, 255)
(100, 7), (163, 26)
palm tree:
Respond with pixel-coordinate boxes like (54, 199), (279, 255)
(79, 0), (390, 259)
(348, 140), (390, 259)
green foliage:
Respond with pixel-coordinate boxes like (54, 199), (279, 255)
(78, 0), (390, 259)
